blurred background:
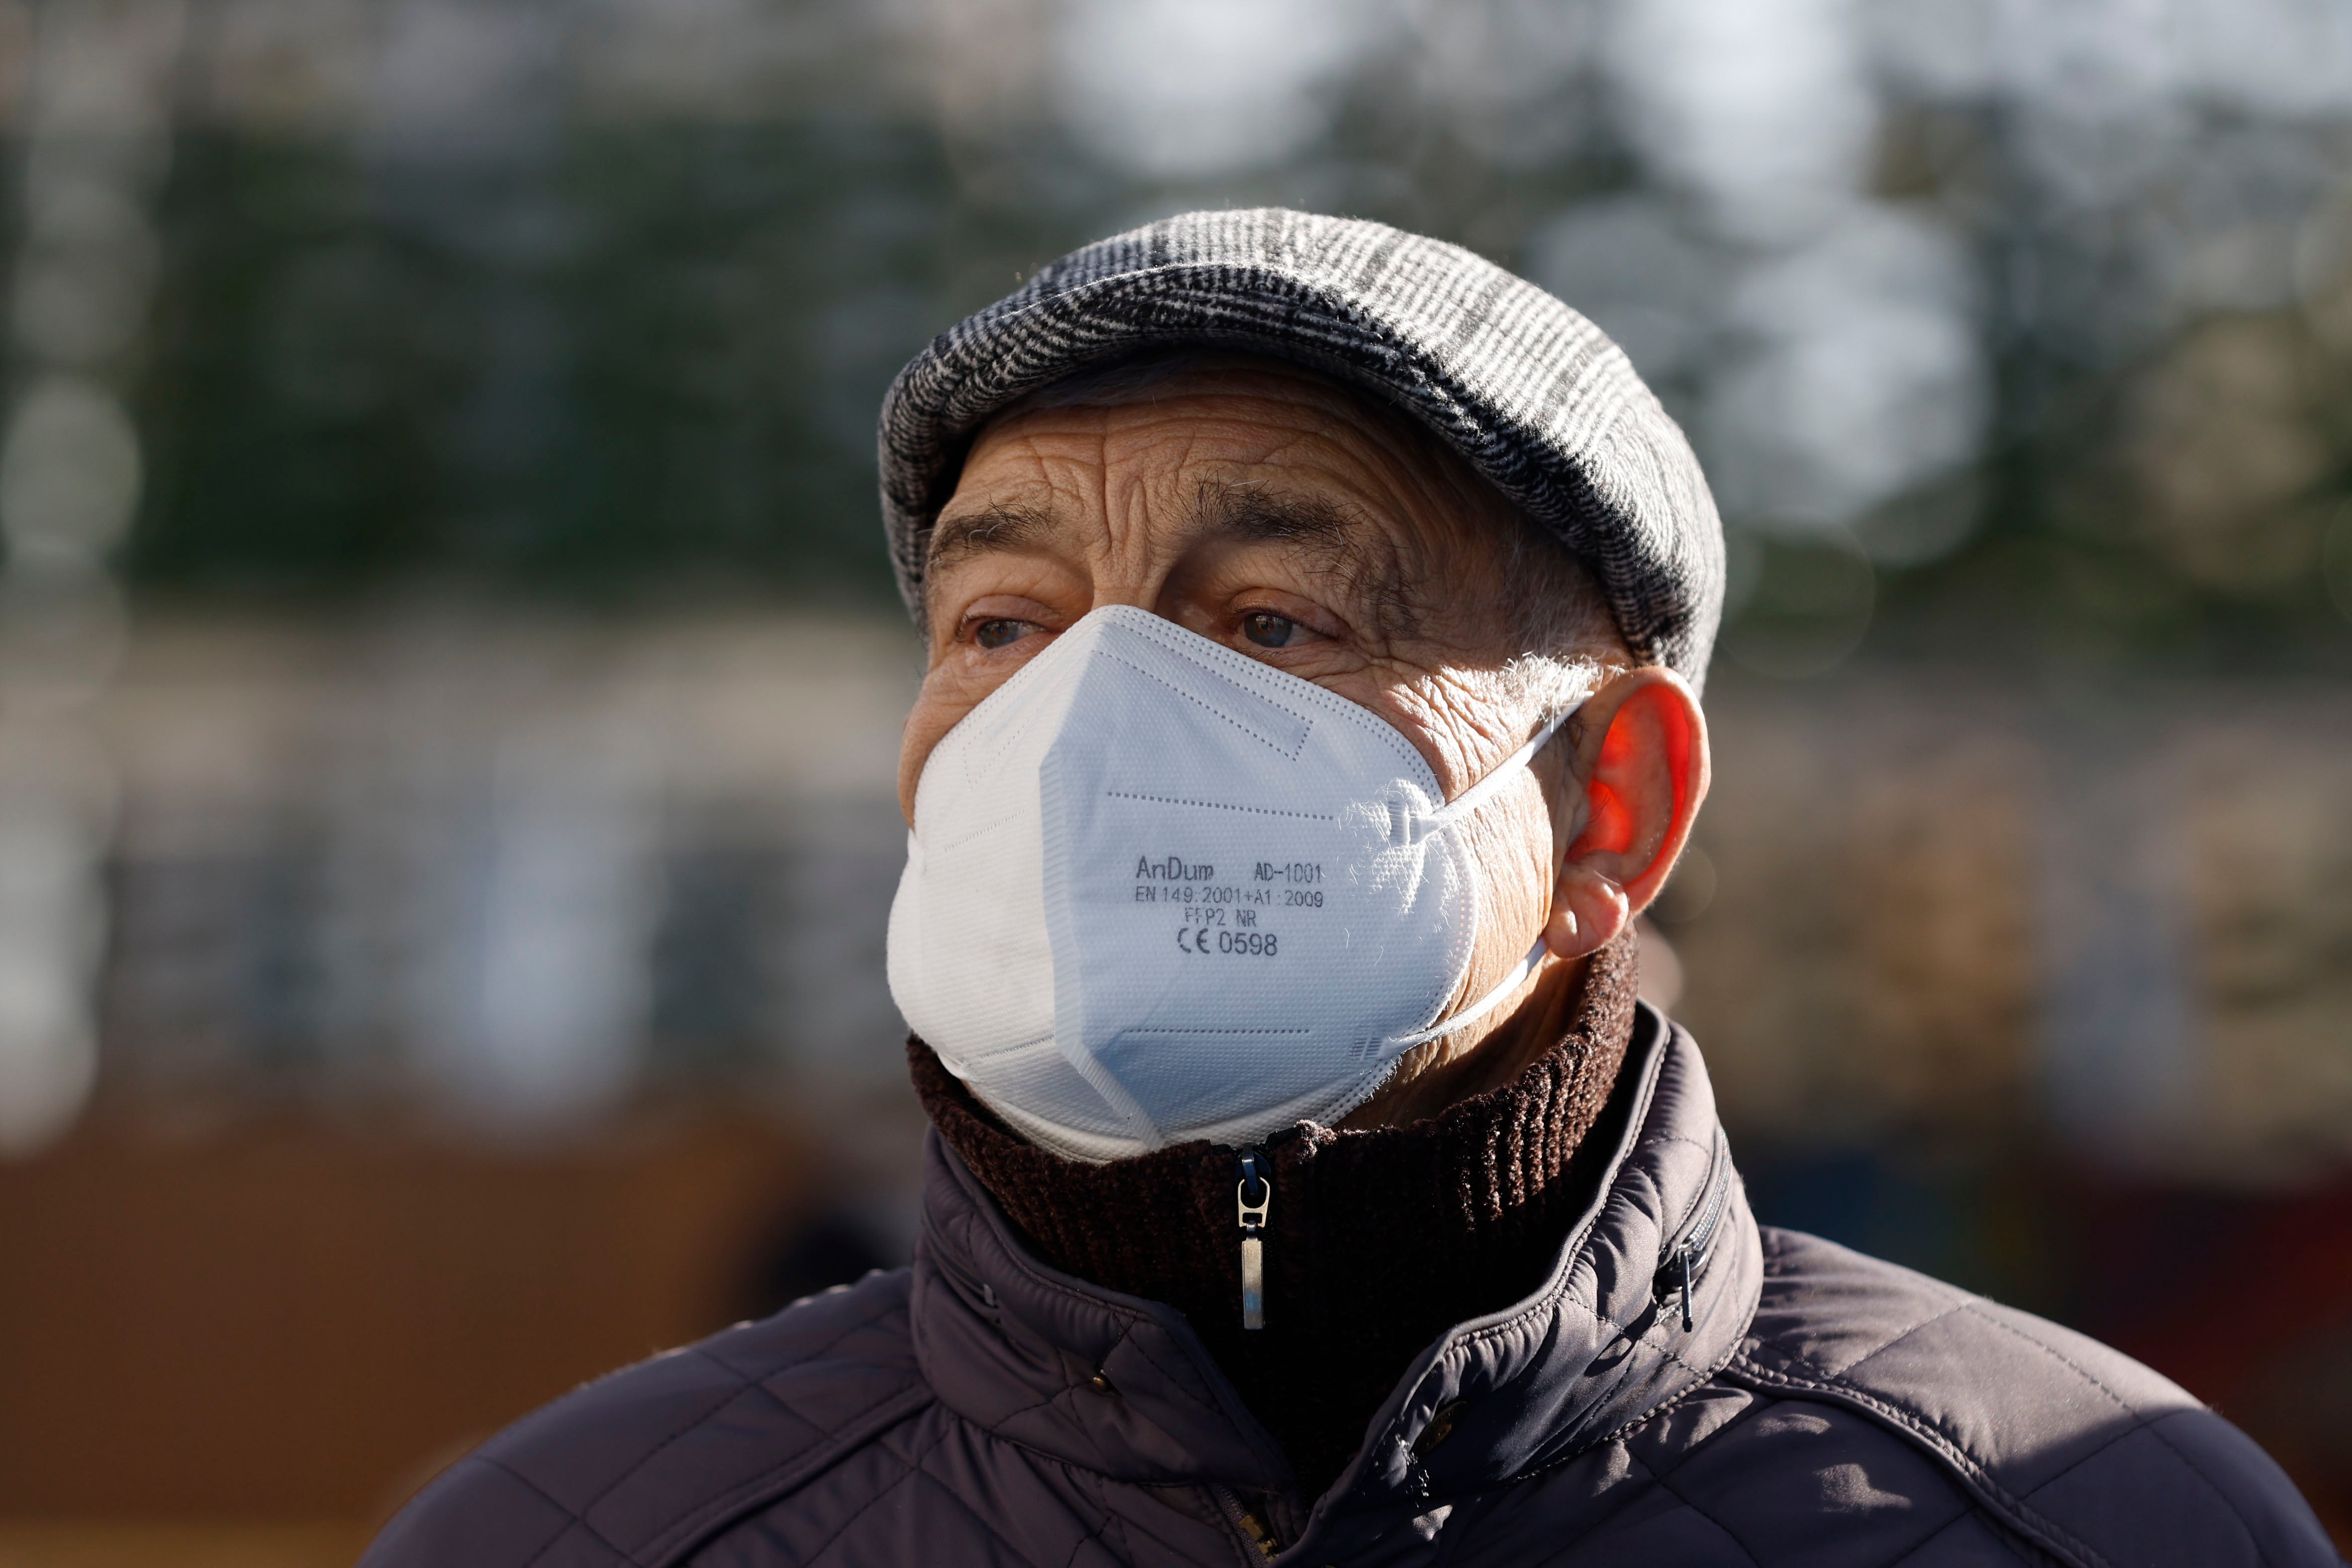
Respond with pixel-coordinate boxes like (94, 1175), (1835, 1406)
(0, 0), (2347, 1560)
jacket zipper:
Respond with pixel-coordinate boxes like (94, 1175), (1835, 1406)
(1221, 1158), (1279, 1560)
(1214, 1484), (1281, 1561)
(1654, 1130), (1731, 1332)
(1237, 1149), (1270, 1331)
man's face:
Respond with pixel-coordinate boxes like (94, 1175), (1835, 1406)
(898, 358), (1595, 1110)
(902, 358), (1580, 816)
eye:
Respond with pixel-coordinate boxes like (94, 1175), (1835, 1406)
(1240, 612), (1298, 649)
(972, 617), (1035, 650)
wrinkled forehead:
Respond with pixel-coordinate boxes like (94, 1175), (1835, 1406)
(927, 351), (1566, 659)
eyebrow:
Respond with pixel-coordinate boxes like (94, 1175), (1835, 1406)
(925, 503), (1057, 579)
(1197, 481), (1421, 640)
(923, 482), (1424, 639)
(1197, 480), (1357, 550)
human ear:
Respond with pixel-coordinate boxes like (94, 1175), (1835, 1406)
(1542, 667), (1710, 961)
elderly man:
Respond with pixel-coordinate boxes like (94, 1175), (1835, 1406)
(365, 212), (2335, 1566)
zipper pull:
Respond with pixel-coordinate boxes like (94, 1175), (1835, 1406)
(1654, 1132), (1732, 1334)
(1237, 1149), (1270, 1331)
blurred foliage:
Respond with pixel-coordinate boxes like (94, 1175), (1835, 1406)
(136, 117), (965, 599)
(105, 68), (2352, 668)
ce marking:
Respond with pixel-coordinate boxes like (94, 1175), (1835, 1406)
(1174, 926), (1210, 956)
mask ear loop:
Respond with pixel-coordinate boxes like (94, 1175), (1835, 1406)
(1387, 700), (1585, 1052)
(1417, 702), (1582, 834)
(1386, 933), (1552, 1051)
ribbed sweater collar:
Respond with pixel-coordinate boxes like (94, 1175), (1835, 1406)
(910, 937), (1640, 1498)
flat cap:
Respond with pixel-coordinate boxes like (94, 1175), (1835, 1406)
(877, 208), (1725, 688)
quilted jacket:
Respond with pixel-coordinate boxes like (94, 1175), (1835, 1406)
(362, 1007), (2341, 1566)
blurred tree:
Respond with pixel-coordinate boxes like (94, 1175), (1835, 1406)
(134, 116), (962, 600)
(104, 0), (2352, 671)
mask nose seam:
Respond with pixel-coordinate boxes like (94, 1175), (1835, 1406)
(1114, 604), (1434, 778)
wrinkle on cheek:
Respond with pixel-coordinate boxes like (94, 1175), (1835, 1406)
(1358, 681), (1457, 791)
(899, 659), (1014, 823)
(901, 672), (963, 776)
(897, 710), (940, 827)
(1372, 663), (1564, 994)
(1463, 802), (1550, 900)
(1381, 667), (1531, 798)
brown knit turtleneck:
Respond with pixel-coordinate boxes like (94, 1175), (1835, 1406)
(911, 937), (1641, 1498)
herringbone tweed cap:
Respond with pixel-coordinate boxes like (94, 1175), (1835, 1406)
(878, 208), (1725, 688)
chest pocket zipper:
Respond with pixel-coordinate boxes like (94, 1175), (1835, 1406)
(1654, 1130), (1732, 1333)
(1213, 1485), (1281, 1560)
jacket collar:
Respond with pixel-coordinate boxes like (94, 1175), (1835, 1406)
(908, 1006), (1762, 1533)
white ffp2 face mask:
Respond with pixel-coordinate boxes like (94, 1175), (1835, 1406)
(887, 604), (1577, 1163)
